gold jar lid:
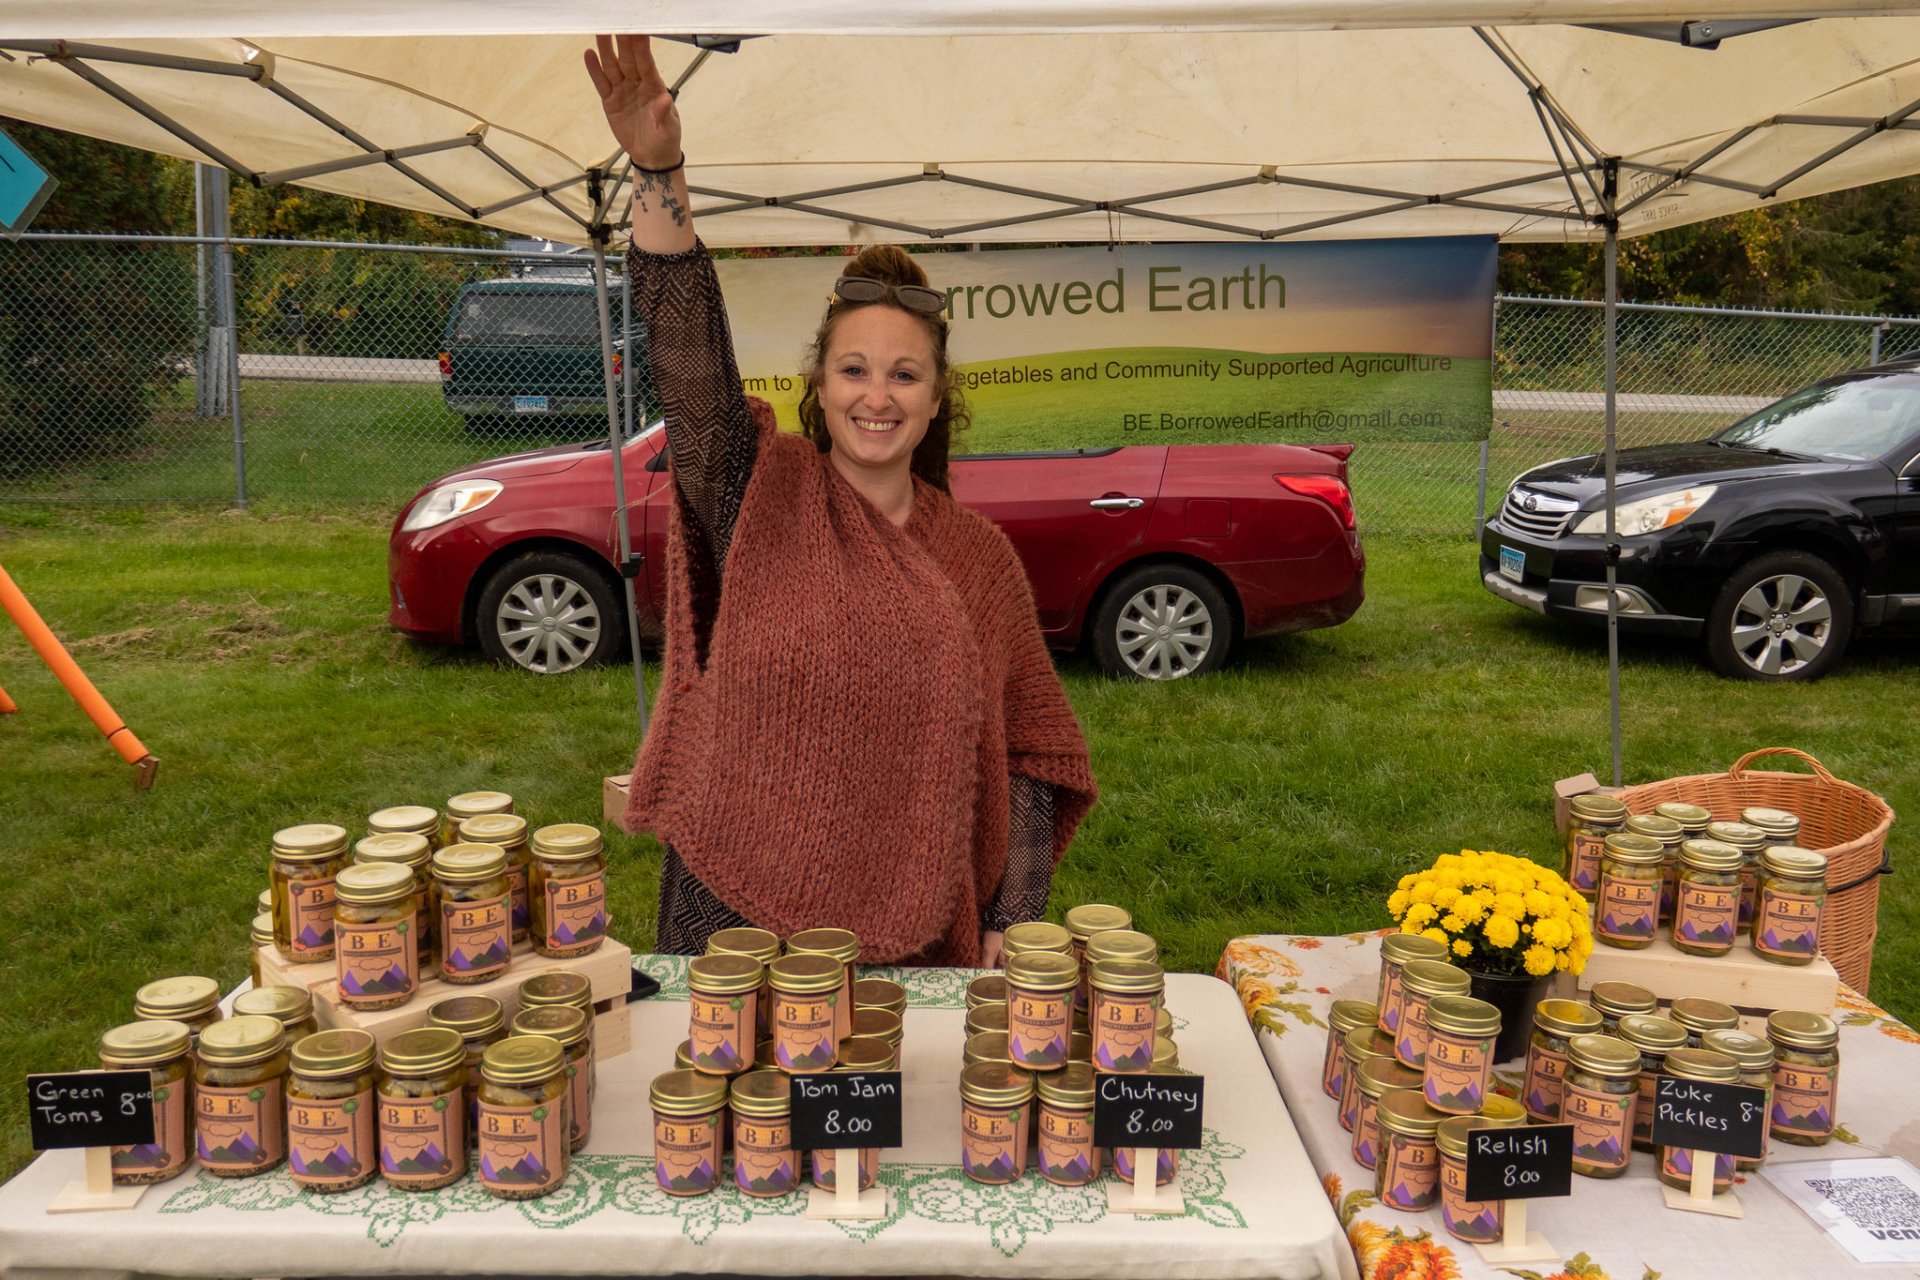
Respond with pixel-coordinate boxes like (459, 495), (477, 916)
(650, 1067), (728, 1114)
(272, 823), (350, 861)
(964, 1030), (1010, 1067)
(1669, 997), (1739, 1034)
(461, 814), (531, 848)
(446, 790), (514, 820)
(1377, 1088), (1445, 1138)
(1329, 999), (1379, 1036)
(1155, 1008), (1174, 1038)
(966, 974), (1007, 1008)
(257, 887), (273, 913)
(291, 1029), (376, 1078)
(1766, 1009), (1839, 1050)
(1381, 932), (1449, 966)
(1742, 807), (1802, 840)
(511, 1004), (589, 1049)
(1001, 921), (1073, 958)
(518, 971), (592, 1012)
(786, 928), (860, 963)
(835, 1036), (896, 1071)
(1533, 999), (1603, 1039)
(1086, 929), (1159, 965)
(966, 1003), (1009, 1037)
(135, 975), (221, 1020)
(1063, 904), (1132, 942)
(369, 805), (438, 836)
(1478, 1094), (1528, 1127)
(1435, 1114), (1498, 1158)
(1679, 839), (1745, 873)
(1655, 801), (1713, 832)
(1036, 1061), (1097, 1107)
(674, 1040), (695, 1070)
(1152, 1035), (1179, 1070)
(709, 927), (781, 964)
(755, 1040), (779, 1069)
(1616, 1014), (1688, 1055)
(1589, 981), (1656, 1018)
(1625, 814), (1684, 845)
(1426, 994), (1501, 1037)
(689, 953), (766, 995)
(1760, 846), (1828, 881)
(250, 912), (275, 945)
(1356, 1056), (1422, 1099)
(1566, 1033), (1642, 1077)
(852, 1007), (902, 1046)
(1601, 832), (1666, 865)
(427, 994), (505, 1038)
(1005, 951), (1079, 992)
(852, 978), (906, 1013)
(1701, 1029), (1777, 1072)
(1343, 1026), (1396, 1065)
(1706, 820), (1766, 852)
(481, 1035), (565, 1086)
(355, 832), (431, 869)
(432, 842), (507, 883)
(1400, 959), (1471, 999)
(1569, 794), (1629, 823)
(334, 861), (417, 905)
(729, 1068), (791, 1118)
(531, 821), (602, 860)
(380, 1027), (466, 1076)
(100, 1020), (191, 1066)
(768, 953), (845, 995)
(1088, 959), (1165, 995)
(1663, 1047), (1741, 1083)
(959, 1061), (1035, 1107)
(232, 985), (314, 1029)
(197, 1015), (285, 1065)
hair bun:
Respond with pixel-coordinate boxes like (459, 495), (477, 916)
(841, 244), (929, 290)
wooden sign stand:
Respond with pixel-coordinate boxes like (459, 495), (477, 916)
(1661, 1149), (1743, 1218)
(1107, 1148), (1185, 1215)
(46, 1147), (145, 1214)
(805, 1150), (888, 1220)
(1472, 1198), (1557, 1264)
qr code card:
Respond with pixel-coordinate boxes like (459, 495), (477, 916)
(1764, 1157), (1920, 1264)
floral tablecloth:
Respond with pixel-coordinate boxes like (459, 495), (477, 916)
(0, 957), (1353, 1280)
(1219, 933), (1920, 1280)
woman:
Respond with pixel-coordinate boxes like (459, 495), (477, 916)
(586, 35), (1096, 967)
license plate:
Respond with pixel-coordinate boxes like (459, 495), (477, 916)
(512, 395), (549, 414)
(1499, 546), (1526, 582)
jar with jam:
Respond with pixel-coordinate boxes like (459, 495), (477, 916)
(355, 831), (434, 962)
(1595, 832), (1665, 949)
(710, 927), (781, 1037)
(1565, 793), (1629, 899)
(427, 994), (507, 1142)
(1000, 920), (1073, 963)
(1628, 811), (1688, 924)
(1563, 1034), (1639, 1178)
(478, 1036), (571, 1200)
(786, 928), (860, 1046)
(768, 954), (843, 1072)
(730, 1070), (796, 1197)
(249, 914), (274, 988)
(376, 1028), (468, 1190)
(1006, 951), (1078, 1072)
(368, 804), (440, 848)
(271, 824), (351, 964)
(687, 953), (763, 1076)
(1083, 927), (1156, 1024)
(1374, 1089), (1445, 1211)
(193, 1015), (288, 1178)
(287, 1029), (379, 1193)
(1353, 1057), (1423, 1171)
(135, 976), (224, 1047)
(851, 1007), (903, 1055)
(651, 1068), (727, 1196)
(1393, 959), (1470, 1070)
(960, 1062), (1034, 1184)
(1323, 999), (1379, 1102)
(1672, 839), (1744, 955)
(1340, 1027), (1396, 1133)
(1707, 819), (1768, 935)
(1036, 1062), (1099, 1186)
(1088, 960), (1163, 1073)
(1436, 1116), (1503, 1243)
(1703, 1028), (1777, 1171)
(432, 843), (512, 983)
(527, 822), (608, 957)
(1588, 980), (1655, 1036)
(1767, 1010), (1840, 1146)
(1669, 997), (1739, 1047)
(966, 1003), (1009, 1041)
(443, 790), (514, 847)
(964, 1031), (1011, 1069)
(1656, 1047), (1743, 1195)
(853, 977), (907, 1018)
(1616, 1013), (1687, 1152)
(1062, 903), (1131, 1011)
(1422, 995), (1501, 1115)
(511, 1005), (593, 1151)
(1376, 933), (1448, 1036)
(811, 1037), (894, 1193)
(99, 1020), (192, 1185)
(460, 814), (534, 945)
(232, 985), (319, 1046)
(333, 862), (419, 1011)
(966, 973), (1007, 1011)
(1523, 999), (1602, 1123)
(1754, 846), (1828, 965)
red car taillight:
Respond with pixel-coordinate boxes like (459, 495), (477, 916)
(613, 352), (623, 378)
(1276, 474), (1356, 530)
(437, 350), (452, 381)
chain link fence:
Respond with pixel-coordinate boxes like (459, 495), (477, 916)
(4, 232), (1919, 533)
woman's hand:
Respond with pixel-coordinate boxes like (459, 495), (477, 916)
(583, 34), (681, 170)
(980, 930), (1006, 967)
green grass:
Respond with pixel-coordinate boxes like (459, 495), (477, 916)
(3, 504), (1915, 1178)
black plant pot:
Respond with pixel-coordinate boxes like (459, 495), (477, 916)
(1466, 967), (1547, 1064)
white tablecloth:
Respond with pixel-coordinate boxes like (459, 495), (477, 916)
(1, 958), (1355, 1280)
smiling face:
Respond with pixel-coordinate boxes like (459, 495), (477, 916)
(815, 305), (941, 482)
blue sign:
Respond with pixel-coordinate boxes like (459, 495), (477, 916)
(0, 128), (56, 238)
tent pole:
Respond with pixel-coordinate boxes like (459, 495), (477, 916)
(1602, 162), (1621, 789)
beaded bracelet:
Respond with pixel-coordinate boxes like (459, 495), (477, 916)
(635, 152), (685, 177)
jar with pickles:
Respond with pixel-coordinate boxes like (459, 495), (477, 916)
(1656, 1048), (1743, 1195)
(1707, 819), (1768, 935)
(1754, 847), (1828, 965)
(333, 862), (419, 1010)
(477, 1036), (571, 1199)
(99, 1021), (193, 1184)
(1562, 1034), (1638, 1178)
(427, 995), (506, 1142)
(1703, 1028), (1776, 1171)
(1565, 794), (1629, 899)
(510, 1005), (593, 1151)
(376, 1028), (468, 1189)
(432, 843), (512, 983)
(528, 822), (608, 957)
(442, 791), (514, 846)
(355, 831), (434, 961)
(1669, 997), (1738, 1047)
(134, 976), (224, 1047)
(193, 1015), (289, 1177)
(1672, 839), (1744, 955)
(287, 1029), (379, 1192)
(1523, 999), (1601, 1123)
(1588, 981), (1655, 1036)
(368, 804), (440, 847)
(1629, 810), (1688, 923)
(1768, 1010), (1840, 1146)
(1616, 1013), (1687, 1152)
(231, 985), (318, 1046)
(1595, 832), (1665, 949)
(271, 823), (351, 964)
(459, 813), (534, 945)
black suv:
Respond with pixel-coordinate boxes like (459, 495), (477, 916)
(1481, 355), (1920, 681)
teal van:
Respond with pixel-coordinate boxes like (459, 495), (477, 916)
(438, 277), (650, 432)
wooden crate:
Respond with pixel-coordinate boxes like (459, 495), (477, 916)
(604, 773), (639, 832)
(1546, 930), (1837, 1032)
(253, 937), (636, 1059)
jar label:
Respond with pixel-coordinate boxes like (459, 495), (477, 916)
(1661, 1144), (1733, 1190)
(567, 1050), (591, 1146)
(1072, 939), (1091, 1013)
(1660, 861), (1680, 920)
(1523, 1044), (1568, 1121)
(1379, 1132), (1437, 1209)
(112, 1076), (187, 1180)
(1008, 986), (1071, 1071)
(771, 993), (837, 1072)
(1321, 1032), (1347, 1101)
(440, 893), (510, 979)
(1565, 1082), (1632, 1171)
(653, 1112), (722, 1195)
(1352, 1096), (1381, 1170)
(1338, 1066), (1362, 1132)
(1756, 888), (1822, 959)
(1568, 832), (1606, 894)
(289, 1087), (374, 1187)
(507, 865), (530, 936)
(286, 878), (337, 961)
(543, 870), (607, 952)
(1376, 963), (1403, 1034)
(1038, 1102), (1096, 1185)
(1440, 1156), (1502, 1242)
(962, 1099), (1028, 1184)
(1634, 1066), (1659, 1145)
(832, 969), (855, 1047)
(195, 1079), (286, 1174)
(811, 1145), (877, 1192)
(1113, 1144), (1177, 1184)
(1598, 873), (1659, 943)
(1675, 883), (1739, 949)
(1773, 1062), (1838, 1137)
(1091, 990), (1158, 1072)
(1394, 994), (1433, 1068)
(689, 989), (756, 1074)
(479, 1097), (568, 1194)
(1424, 1030), (1493, 1113)
(1739, 866), (1759, 930)
(734, 1116), (796, 1196)
(378, 1087), (465, 1187)
(337, 918), (417, 1006)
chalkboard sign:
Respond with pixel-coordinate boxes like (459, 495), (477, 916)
(790, 1071), (903, 1150)
(1464, 1123), (1573, 1202)
(1649, 1076), (1768, 1159)
(1092, 1072), (1205, 1151)
(28, 1071), (154, 1151)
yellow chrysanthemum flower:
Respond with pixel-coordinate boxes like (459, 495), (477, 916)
(1523, 944), (1557, 977)
(1410, 881), (1437, 905)
(1453, 939), (1473, 958)
(1405, 903), (1438, 929)
(1421, 927), (1448, 947)
(1387, 889), (1411, 918)
(1484, 913), (1521, 949)
(1440, 914), (1466, 934)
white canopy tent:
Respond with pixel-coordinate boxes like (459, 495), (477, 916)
(5, 4), (1920, 768)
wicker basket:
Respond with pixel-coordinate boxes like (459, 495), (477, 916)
(1616, 747), (1894, 993)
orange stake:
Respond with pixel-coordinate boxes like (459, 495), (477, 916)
(0, 683), (15, 713)
(0, 563), (158, 788)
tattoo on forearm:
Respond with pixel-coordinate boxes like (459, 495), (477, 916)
(634, 171), (690, 229)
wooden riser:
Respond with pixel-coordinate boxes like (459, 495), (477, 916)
(1546, 929), (1836, 1030)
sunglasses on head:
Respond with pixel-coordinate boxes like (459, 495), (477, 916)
(832, 276), (947, 316)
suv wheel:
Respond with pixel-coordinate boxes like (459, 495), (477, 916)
(1090, 564), (1232, 680)
(1703, 550), (1853, 681)
(475, 551), (625, 674)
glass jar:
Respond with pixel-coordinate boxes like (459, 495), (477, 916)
(376, 1028), (468, 1190)
(966, 974), (1007, 1011)
(432, 843), (512, 983)
(966, 1003), (1009, 1040)
(258, 886), (274, 917)
(768, 954), (842, 1072)
(1375, 1089), (1445, 1211)
(1088, 960), (1163, 1073)
(710, 927), (781, 1038)
(651, 1068), (727, 1196)
(355, 831), (435, 964)
(1083, 926), (1155, 1024)
(1708, 819), (1768, 936)
(1654, 802), (1712, 919)
(99, 1020), (192, 1185)
(786, 928), (860, 1047)
(1617, 1013), (1687, 1152)
(687, 953), (763, 1076)
(1000, 920), (1073, 963)
(1703, 1028), (1777, 1171)
(1768, 1010), (1840, 1146)
(1596, 832), (1666, 949)
(1742, 806), (1802, 846)
(1112, 1135), (1178, 1186)
(427, 994), (506, 1144)
(1588, 980), (1655, 1036)
(964, 1030), (1011, 1069)
(1565, 794), (1629, 899)
(1323, 999), (1380, 1102)
(478, 1036), (571, 1199)
(333, 862), (419, 1011)
(1656, 1047), (1743, 1195)
(1436, 1116), (1502, 1243)
(851, 1007), (903, 1054)
(853, 978), (907, 1018)
(1036, 1062), (1099, 1186)
(1353, 1057), (1422, 1171)
(730, 1069), (796, 1197)
(1376, 932), (1448, 1036)
(1754, 846), (1828, 965)
(1629, 811), (1688, 924)
(460, 813), (534, 945)
(443, 790), (514, 848)
(135, 975), (223, 1047)
(527, 822), (608, 958)
(368, 804), (440, 849)
(1340, 1028), (1396, 1133)
(1063, 903), (1131, 1012)
(1006, 951), (1079, 1072)
(1479, 1094), (1528, 1127)
(271, 823), (351, 964)
(193, 1015), (288, 1177)
(1669, 997), (1739, 1048)
(287, 1029), (379, 1193)
(960, 1062), (1034, 1184)
(1393, 959), (1470, 1070)
(249, 913), (274, 988)
(810, 1037), (894, 1193)
(1563, 1034), (1639, 1178)
(1673, 839), (1744, 955)
(519, 970), (597, 1053)
(1523, 999), (1601, 1123)
(1422, 995), (1501, 1115)
(232, 985), (319, 1046)
(511, 1005), (593, 1151)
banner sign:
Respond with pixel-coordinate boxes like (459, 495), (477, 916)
(709, 237), (1495, 451)
(0, 128), (56, 239)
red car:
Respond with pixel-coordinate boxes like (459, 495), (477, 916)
(388, 424), (1366, 680)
